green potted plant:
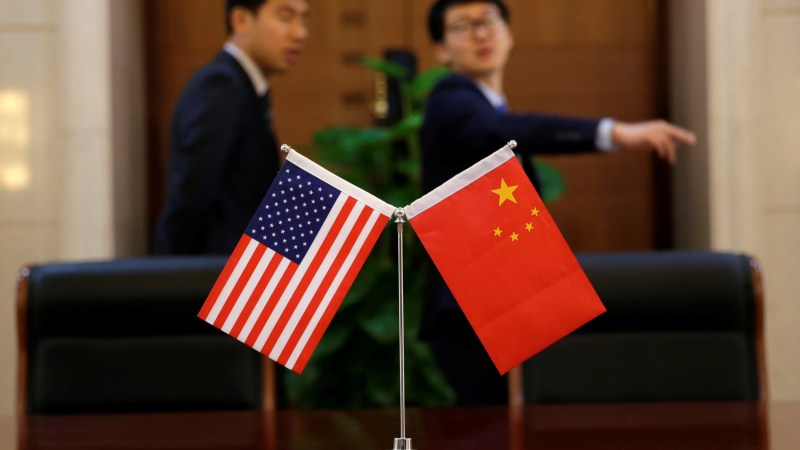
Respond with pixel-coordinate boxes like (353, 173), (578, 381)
(285, 56), (565, 408)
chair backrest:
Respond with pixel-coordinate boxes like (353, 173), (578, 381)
(510, 251), (766, 405)
(17, 257), (277, 414)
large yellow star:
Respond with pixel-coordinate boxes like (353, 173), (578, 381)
(492, 178), (518, 205)
(493, 227), (503, 237)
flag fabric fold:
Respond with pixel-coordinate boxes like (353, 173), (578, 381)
(199, 149), (394, 373)
(405, 145), (606, 374)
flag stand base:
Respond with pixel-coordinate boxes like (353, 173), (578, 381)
(391, 437), (413, 449)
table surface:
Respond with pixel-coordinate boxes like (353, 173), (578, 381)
(3, 401), (797, 449)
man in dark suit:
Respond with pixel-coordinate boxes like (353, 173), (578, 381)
(154, 0), (309, 255)
(421, 0), (696, 405)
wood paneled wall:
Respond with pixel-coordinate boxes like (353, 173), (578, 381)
(144, 0), (670, 251)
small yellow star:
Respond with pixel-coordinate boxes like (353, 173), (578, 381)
(493, 227), (503, 237)
(531, 207), (540, 217)
(510, 232), (519, 241)
(492, 179), (518, 206)
(525, 223), (533, 232)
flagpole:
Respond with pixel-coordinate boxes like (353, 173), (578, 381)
(392, 208), (413, 450)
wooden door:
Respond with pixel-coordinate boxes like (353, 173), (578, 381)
(144, 0), (670, 251)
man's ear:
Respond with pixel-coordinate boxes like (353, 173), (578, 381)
(229, 6), (253, 35)
(434, 43), (452, 65)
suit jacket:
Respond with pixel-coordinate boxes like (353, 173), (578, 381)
(419, 73), (601, 334)
(154, 51), (280, 255)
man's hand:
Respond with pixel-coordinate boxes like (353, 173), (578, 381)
(612, 120), (696, 164)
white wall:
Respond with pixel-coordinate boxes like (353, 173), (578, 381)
(0, 0), (145, 414)
(672, 0), (800, 401)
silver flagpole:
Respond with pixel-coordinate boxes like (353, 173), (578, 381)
(392, 208), (413, 450)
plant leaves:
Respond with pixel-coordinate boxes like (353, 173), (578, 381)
(361, 56), (409, 79)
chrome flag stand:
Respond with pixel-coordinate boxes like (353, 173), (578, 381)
(391, 208), (413, 450)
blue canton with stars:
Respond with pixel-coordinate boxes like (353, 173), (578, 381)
(245, 161), (340, 264)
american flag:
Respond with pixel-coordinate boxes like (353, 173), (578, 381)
(199, 149), (394, 373)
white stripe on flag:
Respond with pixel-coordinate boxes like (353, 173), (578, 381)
(236, 254), (291, 343)
(268, 200), (367, 360)
(404, 145), (514, 219)
(221, 250), (276, 333)
(252, 194), (348, 351)
(287, 149), (395, 217)
(285, 208), (382, 370)
(205, 238), (260, 324)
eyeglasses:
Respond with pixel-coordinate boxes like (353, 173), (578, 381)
(445, 15), (504, 38)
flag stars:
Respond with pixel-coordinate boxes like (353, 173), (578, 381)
(492, 178), (519, 205)
(525, 223), (533, 232)
(493, 227), (503, 237)
(247, 163), (339, 263)
(510, 232), (519, 242)
(531, 207), (540, 217)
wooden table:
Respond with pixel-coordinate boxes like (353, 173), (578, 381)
(3, 401), (797, 449)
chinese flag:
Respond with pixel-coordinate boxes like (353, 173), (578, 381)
(405, 145), (606, 374)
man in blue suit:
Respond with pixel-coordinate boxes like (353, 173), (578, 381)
(421, 0), (696, 405)
(154, 0), (309, 255)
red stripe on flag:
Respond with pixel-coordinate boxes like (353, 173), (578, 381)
(229, 252), (282, 338)
(244, 262), (299, 347)
(198, 235), (251, 320)
(275, 203), (374, 366)
(260, 197), (358, 357)
(290, 213), (386, 372)
(211, 242), (267, 328)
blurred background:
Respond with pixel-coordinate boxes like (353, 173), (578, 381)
(1, 0), (798, 414)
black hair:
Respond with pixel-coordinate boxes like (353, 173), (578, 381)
(427, 0), (509, 43)
(226, 0), (269, 33)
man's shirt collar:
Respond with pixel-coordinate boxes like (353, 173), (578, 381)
(224, 42), (269, 96)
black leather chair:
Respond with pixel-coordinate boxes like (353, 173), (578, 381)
(17, 257), (277, 414)
(508, 251), (766, 406)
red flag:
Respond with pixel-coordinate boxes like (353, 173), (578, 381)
(199, 149), (394, 373)
(405, 145), (605, 374)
